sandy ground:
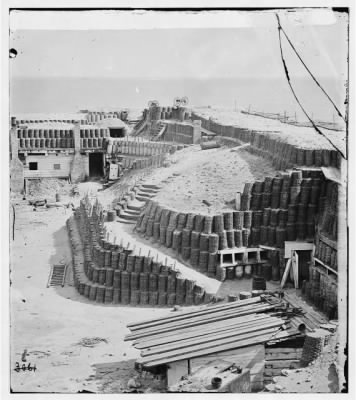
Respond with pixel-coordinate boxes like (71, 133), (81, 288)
(9, 200), (171, 393)
(9, 136), (345, 394)
(9, 180), (344, 394)
(107, 144), (277, 214)
(193, 107), (346, 154)
(153, 146), (277, 213)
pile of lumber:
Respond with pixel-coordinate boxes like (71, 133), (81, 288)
(125, 296), (286, 368)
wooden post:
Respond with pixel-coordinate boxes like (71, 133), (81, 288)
(235, 192), (241, 211)
(281, 258), (292, 289)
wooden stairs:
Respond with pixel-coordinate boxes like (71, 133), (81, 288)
(151, 122), (167, 141)
(47, 263), (67, 288)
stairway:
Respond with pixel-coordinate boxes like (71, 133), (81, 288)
(47, 264), (67, 288)
(116, 184), (161, 225)
(151, 122), (166, 141)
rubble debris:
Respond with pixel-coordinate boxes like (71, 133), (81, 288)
(75, 337), (108, 347)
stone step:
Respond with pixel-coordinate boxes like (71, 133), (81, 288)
(141, 183), (161, 190)
(136, 195), (151, 202)
(126, 204), (144, 211)
(120, 211), (139, 221)
(124, 209), (141, 216)
(116, 217), (137, 225)
(137, 191), (155, 198)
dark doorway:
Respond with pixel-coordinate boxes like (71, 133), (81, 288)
(109, 127), (125, 138)
(89, 153), (103, 177)
(297, 250), (312, 281)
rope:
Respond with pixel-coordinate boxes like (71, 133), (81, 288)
(277, 15), (346, 123)
(276, 14), (346, 160)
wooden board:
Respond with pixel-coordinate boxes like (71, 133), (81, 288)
(126, 303), (274, 338)
(280, 258), (292, 288)
(134, 314), (269, 349)
(265, 359), (300, 368)
(284, 241), (314, 258)
(190, 345), (265, 374)
(125, 304), (276, 341)
(127, 296), (263, 329)
(141, 327), (280, 365)
(143, 332), (277, 368)
(141, 318), (283, 356)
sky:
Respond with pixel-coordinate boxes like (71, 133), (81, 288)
(9, 9), (348, 81)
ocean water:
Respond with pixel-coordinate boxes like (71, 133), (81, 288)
(10, 77), (347, 123)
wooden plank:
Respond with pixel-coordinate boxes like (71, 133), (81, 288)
(129, 300), (264, 331)
(265, 357), (300, 369)
(283, 293), (327, 324)
(62, 264), (67, 287)
(141, 326), (279, 365)
(292, 251), (299, 289)
(314, 257), (338, 275)
(266, 347), (303, 354)
(318, 232), (337, 250)
(126, 303), (273, 339)
(125, 304), (276, 341)
(218, 247), (259, 255)
(190, 345), (264, 374)
(143, 331), (277, 368)
(259, 245), (280, 252)
(284, 242), (313, 258)
(141, 317), (281, 354)
(141, 318), (283, 357)
(134, 314), (269, 349)
(127, 296), (264, 329)
(280, 258), (292, 288)
(46, 266), (54, 288)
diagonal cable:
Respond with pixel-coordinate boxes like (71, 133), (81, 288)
(276, 14), (346, 159)
(277, 15), (346, 123)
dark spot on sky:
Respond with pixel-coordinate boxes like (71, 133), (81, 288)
(9, 48), (17, 58)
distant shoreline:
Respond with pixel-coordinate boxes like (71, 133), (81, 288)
(11, 76), (346, 124)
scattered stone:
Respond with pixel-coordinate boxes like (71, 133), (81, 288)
(272, 377), (278, 383)
(305, 377), (311, 382)
(265, 383), (276, 392)
(128, 377), (142, 389)
(275, 384), (284, 391)
(281, 369), (289, 376)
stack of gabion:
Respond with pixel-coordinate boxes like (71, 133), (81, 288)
(190, 112), (341, 170)
(66, 197), (215, 307)
(240, 169), (324, 249)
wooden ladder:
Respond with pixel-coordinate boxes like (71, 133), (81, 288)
(47, 263), (67, 288)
